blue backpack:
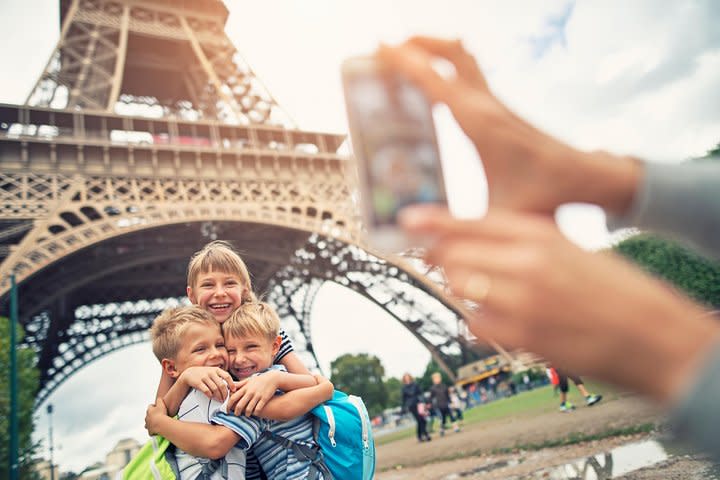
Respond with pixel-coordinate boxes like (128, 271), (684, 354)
(311, 390), (376, 479)
(261, 390), (376, 479)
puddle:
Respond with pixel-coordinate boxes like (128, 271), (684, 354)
(440, 439), (720, 479)
(522, 439), (720, 479)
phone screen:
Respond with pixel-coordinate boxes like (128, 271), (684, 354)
(343, 62), (446, 230)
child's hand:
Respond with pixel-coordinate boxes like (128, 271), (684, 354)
(228, 371), (279, 416)
(180, 366), (235, 402)
(145, 397), (168, 435)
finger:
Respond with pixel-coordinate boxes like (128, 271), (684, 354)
(244, 396), (260, 417)
(233, 391), (251, 416)
(209, 373), (228, 401)
(253, 398), (267, 415)
(400, 205), (553, 243)
(445, 266), (527, 318)
(377, 43), (459, 105)
(406, 36), (488, 88)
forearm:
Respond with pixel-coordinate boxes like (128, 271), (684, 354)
(155, 370), (175, 401)
(571, 150), (642, 215)
(273, 370), (317, 391)
(152, 416), (239, 460)
(280, 351), (311, 375)
(260, 377), (334, 421)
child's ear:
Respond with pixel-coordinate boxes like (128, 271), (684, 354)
(186, 285), (197, 303)
(271, 335), (282, 357)
(161, 358), (180, 379)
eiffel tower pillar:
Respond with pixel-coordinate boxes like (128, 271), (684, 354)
(0, 0), (494, 406)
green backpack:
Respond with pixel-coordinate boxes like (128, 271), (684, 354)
(122, 435), (179, 480)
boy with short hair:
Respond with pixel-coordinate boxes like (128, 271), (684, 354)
(149, 305), (244, 479)
(147, 302), (332, 479)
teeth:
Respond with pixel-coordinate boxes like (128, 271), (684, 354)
(211, 304), (230, 309)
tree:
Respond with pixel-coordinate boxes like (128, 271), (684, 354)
(330, 353), (388, 417)
(0, 318), (41, 480)
(383, 377), (403, 410)
(613, 234), (720, 308)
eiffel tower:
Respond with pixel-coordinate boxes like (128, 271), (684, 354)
(0, 0), (490, 406)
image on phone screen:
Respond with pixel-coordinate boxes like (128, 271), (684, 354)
(344, 66), (446, 232)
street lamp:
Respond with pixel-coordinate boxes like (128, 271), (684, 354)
(46, 404), (55, 480)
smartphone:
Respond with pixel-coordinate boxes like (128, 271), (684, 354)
(341, 56), (448, 253)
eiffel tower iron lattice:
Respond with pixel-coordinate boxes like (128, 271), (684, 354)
(0, 0), (494, 407)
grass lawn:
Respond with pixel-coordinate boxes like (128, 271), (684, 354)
(376, 382), (617, 446)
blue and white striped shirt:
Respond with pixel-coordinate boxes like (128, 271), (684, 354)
(212, 365), (324, 480)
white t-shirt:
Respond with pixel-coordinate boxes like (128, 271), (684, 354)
(176, 385), (247, 479)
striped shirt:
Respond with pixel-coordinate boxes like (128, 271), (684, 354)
(176, 385), (246, 479)
(212, 365), (324, 480)
(275, 329), (294, 364)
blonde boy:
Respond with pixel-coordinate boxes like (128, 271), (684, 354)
(150, 306), (245, 479)
(147, 303), (331, 479)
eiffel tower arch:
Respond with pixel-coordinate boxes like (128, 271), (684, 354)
(0, 0), (491, 406)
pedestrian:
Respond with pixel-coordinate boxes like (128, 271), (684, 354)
(401, 373), (432, 442)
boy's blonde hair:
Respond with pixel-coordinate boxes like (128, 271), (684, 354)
(150, 306), (219, 362)
(223, 302), (280, 342)
(187, 240), (257, 302)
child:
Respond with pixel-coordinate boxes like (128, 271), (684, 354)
(429, 372), (460, 435)
(149, 305), (331, 479)
(155, 240), (311, 414)
(147, 302), (333, 479)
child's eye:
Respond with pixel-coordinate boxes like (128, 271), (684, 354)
(193, 347), (206, 353)
(226, 348), (236, 355)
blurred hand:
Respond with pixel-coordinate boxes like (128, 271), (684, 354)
(378, 36), (639, 215)
(228, 371), (279, 416)
(145, 397), (168, 435)
(400, 205), (720, 403)
(179, 366), (235, 402)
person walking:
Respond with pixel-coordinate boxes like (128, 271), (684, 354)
(402, 373), (431, 442)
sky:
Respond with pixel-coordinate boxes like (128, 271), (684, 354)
(1, 0), (719, 473)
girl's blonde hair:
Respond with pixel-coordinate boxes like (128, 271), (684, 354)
(187, 240), (257, 303)
(223, 302), (280, 342)
(149, 306), (218, 362)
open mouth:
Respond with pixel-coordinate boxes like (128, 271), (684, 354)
(208, 303), (232, 313)
(232, 366), (255, 378)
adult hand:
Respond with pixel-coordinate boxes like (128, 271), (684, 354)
(145, 397), (168, 436)
(400, 205), (720, 403)
(377, 36), (640, 215)
(179, 366), (235, 402)
(228, 371), (279, 416)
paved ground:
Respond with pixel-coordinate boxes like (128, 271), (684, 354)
(375, 395), (672, 479)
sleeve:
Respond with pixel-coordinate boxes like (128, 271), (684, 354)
(606, 161), (720, 259)
(178, 386), (230, 423)
(211, 410), (264, 450)
(273, 328), (294, 364)
(668, 344), (720, 462)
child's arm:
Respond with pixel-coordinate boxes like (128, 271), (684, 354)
(280, 351), (312, 375)
(162, 366), (235, 416)
(228, 369), (318, 416)
(257, 375), (334, 422)
(155, 369), (175, 402)
(146, 398), (241, 460)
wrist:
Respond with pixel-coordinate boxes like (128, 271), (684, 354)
(659, 310), (720, 406)
(572, 150), (642, 214)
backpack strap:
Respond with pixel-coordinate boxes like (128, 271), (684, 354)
(163, 442), (181, 479)
(259, 430), (333, 479)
